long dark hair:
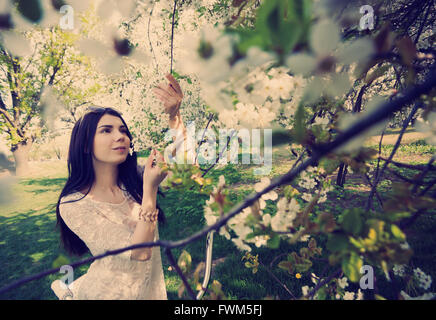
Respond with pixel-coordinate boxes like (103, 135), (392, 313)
(55, 106), (165, 257)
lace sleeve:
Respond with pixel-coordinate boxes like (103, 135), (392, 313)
(59, 197), (134, 260)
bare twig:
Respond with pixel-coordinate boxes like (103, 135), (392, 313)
(366, 102), (421, 211)
(170, 0), (178, 73)
(165, 247), (197, 299)
(378, 157), (436, 171)
(194, 113), (215, 165)
(363, 173), (384, 209)
(258, 261), (297, 300)
(200, 129), (238, 177)
(306, 268), (342, 299)
(147, 2), (159, 73)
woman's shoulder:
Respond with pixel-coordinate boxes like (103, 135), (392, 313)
(60, 191), (87, 206)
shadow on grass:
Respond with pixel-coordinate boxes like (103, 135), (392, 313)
(0, 204), (68, 299)
(19, 178), (67, 196)
(2, 163), (435, 300)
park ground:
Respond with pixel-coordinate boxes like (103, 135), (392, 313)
(0, 128), (435, 299)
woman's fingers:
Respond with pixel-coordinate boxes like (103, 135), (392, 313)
(145, 150), (155, 168)
(153, 86), (171, 99)
(156, 149), (165, 161)
(159, 83), (175, 96)
(153, 86), (179, 104)
(154, 75), (183, 101)
(155, 83), (179, 100)
(166, 73), (183, 96)
(146, 149), (166, 169)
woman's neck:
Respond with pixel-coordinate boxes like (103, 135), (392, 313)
(91, 161), (121, 197)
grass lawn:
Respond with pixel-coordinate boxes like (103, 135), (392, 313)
(0, 130), (435, 300)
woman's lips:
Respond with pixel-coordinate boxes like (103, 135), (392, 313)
(113, 147), (127, 153)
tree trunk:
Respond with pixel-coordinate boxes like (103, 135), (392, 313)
(12, 140), (32, 176)
(336, 162), (348, 187)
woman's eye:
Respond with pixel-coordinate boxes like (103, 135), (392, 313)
(102, 128), (111, 133)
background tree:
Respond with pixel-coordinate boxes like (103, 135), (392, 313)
(0, 25), (87, 175)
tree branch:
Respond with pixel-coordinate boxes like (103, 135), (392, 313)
(1, 62), (435, 298)
(378, 156), (436, 171)
(365, 102), (421, 211)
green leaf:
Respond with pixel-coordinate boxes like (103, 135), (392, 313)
(278, 261), (293, 274)
(267, 234), (280, 249)
(320, 158), (341, 174)
(384, 211), (411, 222)
(255, 0), (304, 54)
(341, 209), (363, 236)
(349, 236), (365, 249)
(391, 224), (406, 241)
(342, 251), (363, 282)
(235, 30), (266, 54)
(293, 102), (306, 143)
(316, 287), (327, 300)
(177, 250), (192, 275)
(295, 258), (312, 273)
(52, 254), (70, 269)
(326, 233), (350, 252)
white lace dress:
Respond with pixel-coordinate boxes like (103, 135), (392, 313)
(52, 189), (167, 300)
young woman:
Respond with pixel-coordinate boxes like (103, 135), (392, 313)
(51, 74), (191, 300)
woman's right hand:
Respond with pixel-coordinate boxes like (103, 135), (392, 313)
(143, 149), (168, 192)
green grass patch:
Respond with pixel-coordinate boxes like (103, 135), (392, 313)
(1, 141), (435, 300)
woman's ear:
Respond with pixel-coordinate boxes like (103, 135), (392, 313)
(129, 142), (135, 156)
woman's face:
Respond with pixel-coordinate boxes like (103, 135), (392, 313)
(92, 114), (131, 165)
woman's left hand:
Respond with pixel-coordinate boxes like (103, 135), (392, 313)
(152, 73), (184, 119)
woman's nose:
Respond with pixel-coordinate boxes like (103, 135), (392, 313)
(114, 131), (125, 141)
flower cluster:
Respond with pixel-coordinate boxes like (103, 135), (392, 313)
(413, 268), (432, 290)
(392, 263), (433, 297)
(298, 166), (333, 203)
(392, 264), (406, 277)
(218, 102), (276, 129)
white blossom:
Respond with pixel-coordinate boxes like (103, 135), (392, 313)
(338, 277), (349, 289)
(414, 268), (432, 290)
(270, 197), (299, 232)
(232, 237), (252, 252)
(400, 291), (436, 300)
(343, 291), (355, 300)
(177, 25), (234, 84)
(393, 264), (406, 277)
(301, 193), (313, 202)
(301, 285), (310, 296)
